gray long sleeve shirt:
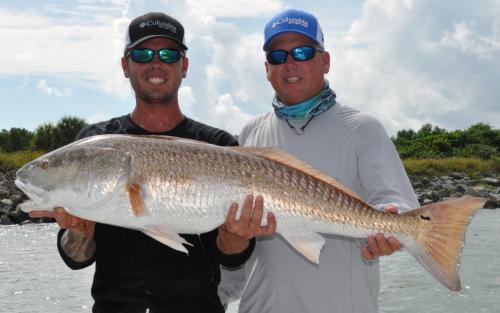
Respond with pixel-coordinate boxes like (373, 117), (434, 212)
(219, 103), (419, 313)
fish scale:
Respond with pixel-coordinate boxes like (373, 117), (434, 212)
(15, 134), (485, 291)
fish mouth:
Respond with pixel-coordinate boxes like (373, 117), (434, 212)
(14, 179), (46, 203)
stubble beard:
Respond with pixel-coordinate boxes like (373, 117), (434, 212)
(130, 78), (180, 106)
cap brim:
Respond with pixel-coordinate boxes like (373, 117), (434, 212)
(126, 34), (188, 51)
(263, 30), (323, 51)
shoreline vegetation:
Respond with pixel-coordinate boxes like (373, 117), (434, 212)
(0, 118), (499, 224)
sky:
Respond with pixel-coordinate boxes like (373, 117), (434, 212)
(1, 0), (499, 136)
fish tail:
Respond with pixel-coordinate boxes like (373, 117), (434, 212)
(401, 196), (486, 291)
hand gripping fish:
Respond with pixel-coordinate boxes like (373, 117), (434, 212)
(15, 134), (485, 291)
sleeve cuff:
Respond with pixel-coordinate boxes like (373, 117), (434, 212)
(217, 237), (256, 268)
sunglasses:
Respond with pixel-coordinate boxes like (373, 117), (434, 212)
(126, 48), (183, 63)
(266, 45), (323, 65)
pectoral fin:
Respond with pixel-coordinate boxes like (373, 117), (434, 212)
(142, 226), (193, 254)
(279, 230), (325, 264)
(128, 182), (147, 216)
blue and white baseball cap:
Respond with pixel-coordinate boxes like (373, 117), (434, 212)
(263, 9), (324, 51)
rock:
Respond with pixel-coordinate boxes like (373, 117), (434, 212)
(0, 204), (12, 214)
(0, 214), (14, 225)
(1, 199), (13, 206)
(420, 177), (430, 185)
(9, 193), (25, 206)
(482, 193), (499, 209)
(456, 184), (468, 193)
(422, 198), (434, 205)
(450, 172), (466, 180)
(7, 206), (30, 224)
(482, 177), (500, 187)
(0, 187), (9, 198)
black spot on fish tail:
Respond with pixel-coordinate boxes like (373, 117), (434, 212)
(420, 215), (431, 221)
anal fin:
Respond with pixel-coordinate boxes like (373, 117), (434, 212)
(142, 226), (193, 254)
(279, 229), (325, 264)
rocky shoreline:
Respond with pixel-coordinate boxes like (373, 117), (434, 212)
(0, 168), (498, 225)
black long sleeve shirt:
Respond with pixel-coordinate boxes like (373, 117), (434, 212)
(57, 115), (254, 313)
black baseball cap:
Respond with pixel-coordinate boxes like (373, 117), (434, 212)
(124, 12), (188, 54)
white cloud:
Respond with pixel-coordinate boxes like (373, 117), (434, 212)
(186, 0), (283, 18)
(210, 94), (253, 134)
(36, 79), (72, 97)
(86, 110), (110, 124)
(440, 22), (500, 59)
(178, 85), (197, 118)
(329, 0), (500, 135)
(0, 5), (128, 96)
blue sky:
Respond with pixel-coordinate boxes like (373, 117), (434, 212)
(1, 0), (499, 136)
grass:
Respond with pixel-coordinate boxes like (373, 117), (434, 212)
(403, 157), (500, 177)
(0, 150), (45, 170)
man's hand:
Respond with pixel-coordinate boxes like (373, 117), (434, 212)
(217, 195), (276, 254)
(362, 205), (401, 260)
(29, 208), (95, 240)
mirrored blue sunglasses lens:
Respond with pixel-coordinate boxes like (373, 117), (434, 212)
(267, 46), (317, 65)
(291, 46), (315, 61)
(158, 49), (181, 63)
(130, 49), (154, 63)
(129, 48), (181, 63)
(267, 50), (287, 65)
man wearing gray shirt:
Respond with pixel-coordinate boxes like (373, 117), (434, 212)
(220, 8), (419, 313)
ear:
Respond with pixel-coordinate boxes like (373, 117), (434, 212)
(181, 56), (189, 78)
(265, 62), (271, 82)
(121, 57), (130, 78)
(321, 51), (331, 74)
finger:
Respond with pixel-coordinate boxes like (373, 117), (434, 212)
(224, 203), (239, 233)
(29, 210), (55, 219)
(238, 195), (254, 227)
(248, 196), (264, 238)
(362, 245), (375, 260)
(374, 233), (392, 256)
(385, 205), (398, 214)
(387, 237), (401, 252)
(82, 221), (96, 239)
(258, 212), (277, 236)
(366, 235), (381, 257)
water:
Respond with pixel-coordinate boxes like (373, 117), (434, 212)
(1, 210), (499, 313)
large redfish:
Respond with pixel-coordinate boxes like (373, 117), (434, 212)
(14, 134), (485, 291)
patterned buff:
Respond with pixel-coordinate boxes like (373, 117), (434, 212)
(272, 80), (336, 135)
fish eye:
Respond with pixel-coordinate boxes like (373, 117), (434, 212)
(40, 160), (49, 170)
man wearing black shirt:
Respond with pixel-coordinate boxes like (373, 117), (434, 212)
(31, 12), (276, 313)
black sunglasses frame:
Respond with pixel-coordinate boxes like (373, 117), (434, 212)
(266, 45), (323, 65)
(126, 48), (184, 64)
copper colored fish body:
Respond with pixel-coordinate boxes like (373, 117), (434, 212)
(15, 134), (485, 291)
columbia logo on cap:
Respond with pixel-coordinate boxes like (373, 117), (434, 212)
(271, 17), (309, 29)
(139, 19), (177, 34)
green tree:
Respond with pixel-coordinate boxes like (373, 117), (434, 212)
(54, 116), (87, 148)
(32, 116), (87, 152)
(392, 123), (499, 160)
(0, 128), (33, 152)
(0, 129), (9, 152)
(9, 128), (33, 151)
(33, 123), (57, 151)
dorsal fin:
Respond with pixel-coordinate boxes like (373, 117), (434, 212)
(231, 147), (367, 204)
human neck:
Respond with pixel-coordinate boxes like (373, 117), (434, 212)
(130, 102), (184, 133)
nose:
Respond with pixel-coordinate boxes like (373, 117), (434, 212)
(149, 54), (163, 66)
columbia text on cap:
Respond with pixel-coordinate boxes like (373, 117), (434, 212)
(124, 12), (188, 54)
(263, 9), (324, 51)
